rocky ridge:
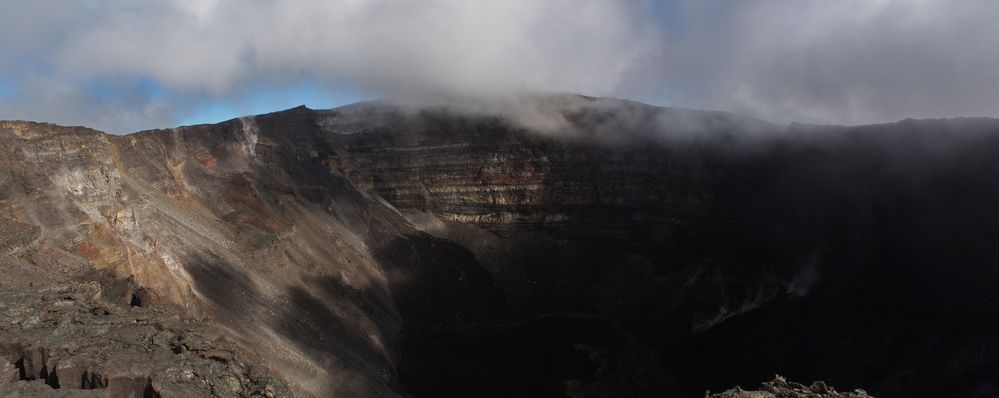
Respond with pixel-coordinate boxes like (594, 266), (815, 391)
(2, 96), (999, 396)
(0, 115), (507, 396)
(708, 376), (872, 398)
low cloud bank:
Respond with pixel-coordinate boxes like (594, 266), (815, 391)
(0, 1), (997, 132)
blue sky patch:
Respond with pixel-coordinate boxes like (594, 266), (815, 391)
(176, 82), (370, 127)
(0, 80), (14, 98)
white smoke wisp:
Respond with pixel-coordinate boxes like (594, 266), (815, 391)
(784, 254), (822, 297)
(382, 92), (781, 148)
(238, 116), (259, 159)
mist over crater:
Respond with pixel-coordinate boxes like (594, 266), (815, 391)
(2, 1), (999, 397)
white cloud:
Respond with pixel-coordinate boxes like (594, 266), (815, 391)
(40, 0), (666, 98)
(669, 0), (999, 125)
(1, 0), (668, 132)
(1, 0), (998, 132)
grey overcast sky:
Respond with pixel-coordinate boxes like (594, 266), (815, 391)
(0, 0), (997, 133)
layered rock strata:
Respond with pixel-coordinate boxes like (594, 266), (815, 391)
(3, 96), (999, 397)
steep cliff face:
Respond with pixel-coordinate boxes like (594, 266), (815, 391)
(322, 97), (761, 242)
(0, 112), (508, 397)
(312, 101), (999, 397)
(3, 97), (999, 397)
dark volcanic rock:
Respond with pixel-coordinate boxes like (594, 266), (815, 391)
(2, 96), (999, 397)
(312, 101), (999, 397)
(709, 376), (873, 398)
(0, 279), (291, 397)
(0, 114), (509, 396)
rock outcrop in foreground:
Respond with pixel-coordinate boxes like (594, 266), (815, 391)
(0, 280), (289, 397)
(709, 376), (872, 398)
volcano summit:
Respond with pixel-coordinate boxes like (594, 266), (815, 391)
(1, 96), (999, 397)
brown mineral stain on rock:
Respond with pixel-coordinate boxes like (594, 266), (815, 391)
(194, 152), (219, 171)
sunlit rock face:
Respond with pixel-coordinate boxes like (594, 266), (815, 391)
(3, 96), (999, 397)
(0, 112), (507, 397)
